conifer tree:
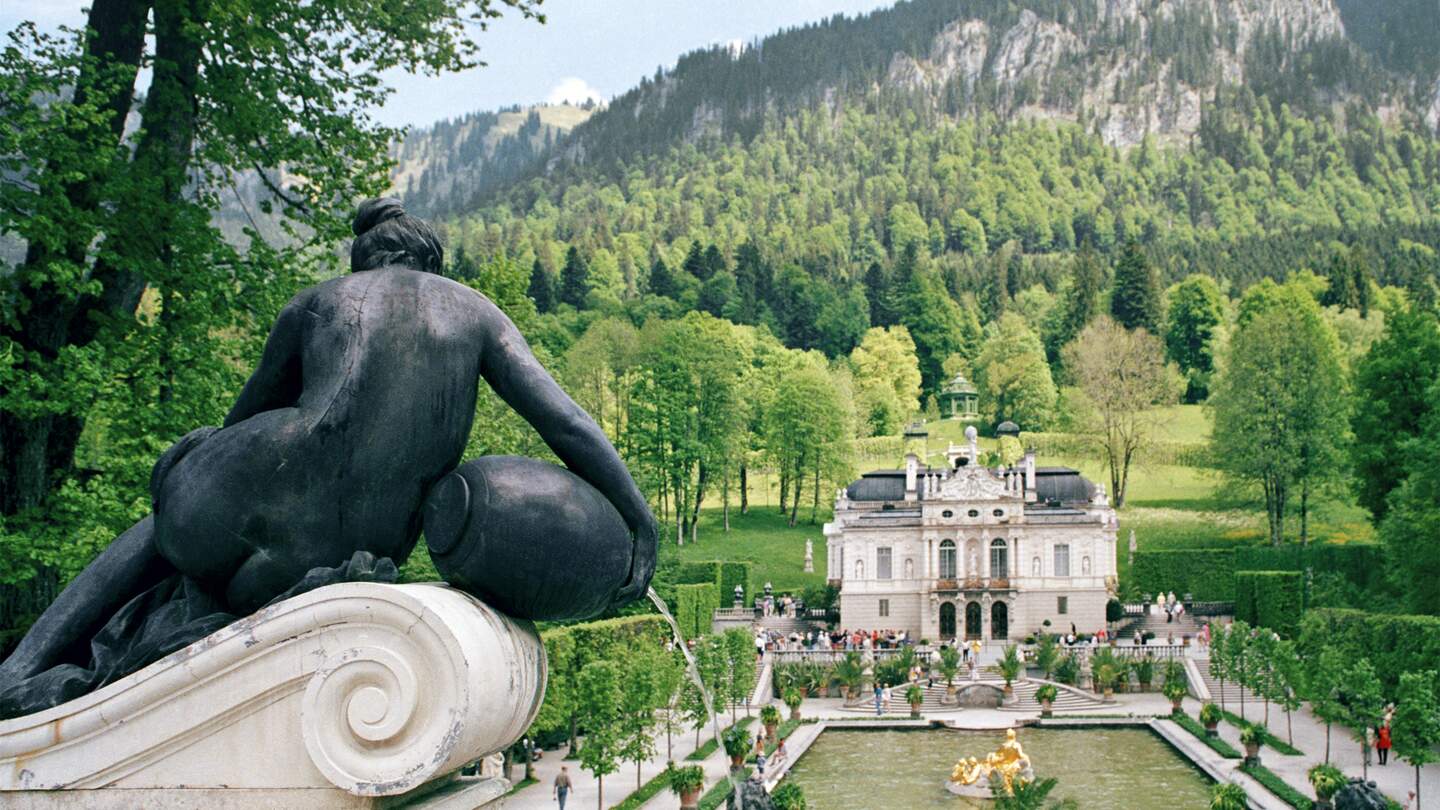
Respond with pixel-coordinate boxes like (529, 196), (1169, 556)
(648, 256), (677, 299)
(559, 245), (590, 308)
(1110, 239), (1162, 332)
(527, 257), (555, 313)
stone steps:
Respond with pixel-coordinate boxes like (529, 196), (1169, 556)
(842, 678), (1107, 712)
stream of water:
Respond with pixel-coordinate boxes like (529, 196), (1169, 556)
(647, 587), (727, 746)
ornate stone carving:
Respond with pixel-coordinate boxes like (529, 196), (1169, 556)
(939, 465), (1009, 500)
(0, 582), (544, 801)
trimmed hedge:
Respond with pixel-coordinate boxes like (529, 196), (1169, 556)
(1235, 571), (1304, 637)
(1019, 431), (1214, 468)
(1235, 545), (1383, 591)
(719, 562), (752, 604)
(1171, 712), (1243, 758)
(1219, 710), (1302, 756)
(1131, 550), (1237, 601)
(1297, 609), (1440, 700)
(676, 584), (719, 640)
(1239, 762), (1314, 809)
(677, 561), (723, 586)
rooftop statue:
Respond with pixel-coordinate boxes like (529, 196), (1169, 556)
(0, 198), (657, 719)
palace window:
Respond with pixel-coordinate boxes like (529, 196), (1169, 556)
(879, 599), (890, 618)
(993, 509), (1004, 517)
(1054, 544), (1071, 577)
(877, 547), (892, 580)
(942, 510), (954, 518)
(967, 509), (979, 518)
(939, 540), (957, 579)
(989, 538), (1009, 578)
(1058, 596), (1069, 614)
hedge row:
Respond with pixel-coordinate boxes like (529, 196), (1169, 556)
(677, 560), (753, 605)
(1235, 572), (1304, 637)
(675, 584), (719, 640)
(1234, 545), (1384, 591)
(1131, 550), (1238, 601)
(1019, 432), (1214, 468)
(1239, 762), (1314, 809)
(533, 615), (673, 737)
(1171, 712), (1242, 758)
(1297, 609), (1440, 700)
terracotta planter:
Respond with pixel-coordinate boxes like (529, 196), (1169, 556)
(764, 723), (778, 742)
(910, 702), (922, 719)
(680, 788), (702, 809)
(789, 707), (801, 722)
(1103, 687), (1114, 701)
(730, 753), (745, 768)
(1040, 699), (1053, 718)
(946, 684), (958, 704)
(1139, 680), (1152, 693)
(1170, 697), (1184, 714)
(1313, 799), (1333, 810)
(1244, 742), (1261, 763)
(1003, 684), (1014, 697)
(1204, 721), (1218, 737)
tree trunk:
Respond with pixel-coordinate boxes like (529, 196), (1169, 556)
(1324, 722), (1331, 763)
(778, 466), (788, 515)
(723, 469), (730, 532)
(740, 464), (749, 514)
(0, 0), (151, 521)
(1300, 479), (1309, 547)
(810, 454), (821, 524)
(1286, 709), (1292, 746)
(788, 457), (803, 527)
(597, 775), (603, 810)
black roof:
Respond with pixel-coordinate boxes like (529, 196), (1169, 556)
(844, 465), (1095, 505)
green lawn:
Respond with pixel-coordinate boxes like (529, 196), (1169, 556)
(672, 506), (830, 595)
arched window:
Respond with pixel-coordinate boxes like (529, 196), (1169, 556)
(939, 540), (957, 579)
(855, 559), (865, 580)
(990, 538), (1009, 578)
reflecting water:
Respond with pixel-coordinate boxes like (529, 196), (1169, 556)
(782, 727), (1214, 809)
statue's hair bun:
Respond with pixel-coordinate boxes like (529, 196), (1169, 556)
(352, 197), (407, 237)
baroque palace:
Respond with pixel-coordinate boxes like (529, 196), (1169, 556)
(824, 426), (1118, 642)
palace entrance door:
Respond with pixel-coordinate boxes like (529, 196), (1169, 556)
(964, 601), (982, 640)
(939, 602), (956, 638)
(991, 601), (1008, 640)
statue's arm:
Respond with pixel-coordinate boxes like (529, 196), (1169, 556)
(224, 300), (306, 427)
(476, 296), (657, 604)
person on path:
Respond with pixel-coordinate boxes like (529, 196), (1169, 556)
(882, 685), (893, 713)
(1377, 723), (1391, 765)
(553, 765), (572, 809)
(874, 683), (883, 716)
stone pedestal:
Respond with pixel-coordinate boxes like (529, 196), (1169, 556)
(0, 582), (545, 808)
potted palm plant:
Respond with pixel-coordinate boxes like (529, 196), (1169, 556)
(1308, 763), (1345, 809)
(1239, 723), (1263, 765)
(1135, 656), (1155, 692)
(782, 687), (803, 722)
(1035, 683), (1059, 718)
(938, 645), (961, 704)
(667, 764), (705, 810)
(833, 651), (864, 702)
(1163, 678), (1188, 714)
(1209, 782), (1248, 810)
(1095, 663), (1119, 701)
(999, 645), (1023, 697)
(905, 684), (925, 718)
(760, 704), (782, 742)
(1199, 703), (1222, 737)
(722, 726), (750, 769)
(1033, 633), (1058, 680)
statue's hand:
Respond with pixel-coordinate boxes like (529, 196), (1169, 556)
(610, 509), (658, 608)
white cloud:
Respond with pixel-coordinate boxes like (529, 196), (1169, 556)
(545, 77), (604, 106)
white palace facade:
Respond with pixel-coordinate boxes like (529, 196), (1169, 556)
(823, 427), (1118, 642)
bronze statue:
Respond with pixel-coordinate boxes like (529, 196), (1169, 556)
(0, 198), (657, 718)
(950, 728), (1035, 795)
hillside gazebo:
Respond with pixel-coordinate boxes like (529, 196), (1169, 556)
(939, 373), (979, 420)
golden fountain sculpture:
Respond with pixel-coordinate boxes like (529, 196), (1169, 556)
(947, 729), (1035, 797)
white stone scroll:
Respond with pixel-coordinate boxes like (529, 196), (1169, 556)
(0, 582), (546, 808)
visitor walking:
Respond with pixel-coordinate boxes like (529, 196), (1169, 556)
(553, 765), (572, 809)
(1377, 722), (1391, 765)
(874, 684), (883, 716)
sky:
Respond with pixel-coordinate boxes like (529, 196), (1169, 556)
(0, 0), (898, 130)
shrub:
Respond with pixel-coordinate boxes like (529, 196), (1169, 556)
(760, 704), (782, 726)
(1200, 703), (1222, 725)
(1210, 783), (1249, 810)
(1134, 657), (1156, 685)
(771, 783), (808, 810)
(905, 685), (925, 705)
(1034, 684), (1059, 704)
(1307, 764), (1345, 800)
(667, 764), (705, 797)
(677, 561), (723, 586)
(782, 688), (803, 710)
(1174, 712), (1243, 758)
(675, 583), (719, 640)
(1240, 762), (1313, 809)
(1235, 571), (1304, 636)
(1131, 550), (1237, 601)
(1297, 609), (1440, 699)
(1239, 723), (1264, 747)
(1164, 679), (1189, 702)
(722, 726), (751, 759)
(718, 562), (752, 605)
(1106, 598), (1125, 624)
(1054, 654), (1080, 685)
(1236, 544), (1383, 592)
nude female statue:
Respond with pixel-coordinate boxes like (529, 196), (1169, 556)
(0, 198), (657, 716)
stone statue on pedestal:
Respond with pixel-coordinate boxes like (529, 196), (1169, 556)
(0, 198), (657, 720)
(803, 539), (814, 573)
